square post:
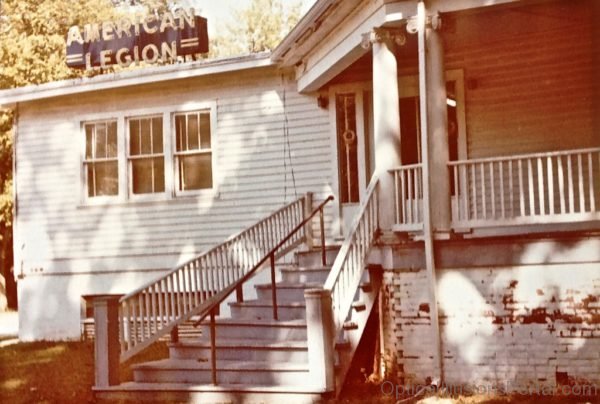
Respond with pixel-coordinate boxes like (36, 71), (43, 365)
(92, 294), (122, 388)
(304, 288), (336, 391)
(304, 192), (314, 249)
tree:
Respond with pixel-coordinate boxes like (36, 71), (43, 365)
(0, 0), (123, 309)
(210, 0), (301, 58)
(0, 0), (303, 309)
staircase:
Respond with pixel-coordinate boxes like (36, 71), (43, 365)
(95, 247), (381, 403)
(93, 184), (382, 403)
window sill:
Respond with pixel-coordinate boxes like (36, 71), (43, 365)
(77, 189), (219, 209)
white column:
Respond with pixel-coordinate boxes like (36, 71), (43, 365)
(426, 14), (451, 233)
(370, 28), (404, 230)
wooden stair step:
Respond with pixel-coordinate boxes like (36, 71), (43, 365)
(133, 358), (310, 386)
(94, 381), (327, 404)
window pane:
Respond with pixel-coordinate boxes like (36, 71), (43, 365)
(107, 121), (118, 158)
(152, 117), (163, 154)
(336, 94), (359, 203)
(153, 157), (165, 192)
(95, 124), (107, 158)
(85, 125), (93, 159)
(132, 158), (165, 194)
(140, 119), (151, 155)
(199, 113), (211, 149)
(129, 120), (140, 155)
(88, 162), (118, 197)
(179, 153), (212, 191)
(175, 115), (186, 152)
(132, 159), (153, 194)
(187, 114), (199, 150)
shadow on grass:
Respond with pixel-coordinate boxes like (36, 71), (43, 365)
(0, 340), (168, 404)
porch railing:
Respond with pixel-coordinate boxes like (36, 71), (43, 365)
(390, 164), (424, 231)
(117, 194), (317, 362)
(449, 147), (600, 228)
(324, 174), (379, 335)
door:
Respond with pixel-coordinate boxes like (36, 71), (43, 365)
(331, 72), (466, 236)
(332, 87), (372, 236)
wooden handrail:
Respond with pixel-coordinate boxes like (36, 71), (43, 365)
(117, 194), (317, 362)
(448, 146), (600, 165)
(389, 164), (424, 230)
(449, 147), (600, 226)
(324, 174), (379, 335)
(192, 195), (334, 385)
(193, 195), (334, 327)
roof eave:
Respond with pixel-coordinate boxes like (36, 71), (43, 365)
(271, 0), (336, 65)
(0, 52), (273, 106)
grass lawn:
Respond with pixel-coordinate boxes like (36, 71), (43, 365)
(0, 340), (167, 404)
(1, 340), (598, 403)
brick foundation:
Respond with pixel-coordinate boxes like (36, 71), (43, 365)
(381, 263), (600, 390)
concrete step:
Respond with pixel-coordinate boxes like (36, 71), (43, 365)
(197, 318), (307, 341)
(229, 300), (306, 321)
(280, 266), (331, 283)
(255, 282), (323, 302)
(296, 246), (341, 267)
(133, 358), (310, 386)
(94, 382), (326, 404)
(168, 339), (309, 363)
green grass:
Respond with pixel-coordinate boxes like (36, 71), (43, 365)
(0, 340), (167, 404)
(0, 340), (95, 403)
(1, 340), (598, 403)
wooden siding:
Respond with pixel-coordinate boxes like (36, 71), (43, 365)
(445, 0), (597, 159)
(15, 67), (334, 273)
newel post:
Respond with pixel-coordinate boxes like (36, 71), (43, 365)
(304, 288), (336, 391)
(304, 192), (314, 249)
(92, 294), (122, 388)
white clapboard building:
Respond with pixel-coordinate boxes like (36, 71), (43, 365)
(0, 0), (599, 402)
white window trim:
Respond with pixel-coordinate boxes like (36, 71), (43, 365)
(171, 101), (219, 198)
(77, 101), (219, 206)
(80, 118), (120, 205)
(126, 113), (168, 202)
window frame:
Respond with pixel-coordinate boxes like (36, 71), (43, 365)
(81, 118), (120, 203)
(78, 101), (218, 206)
(171, 102), (218, 197)
(126, 113), (167, 201)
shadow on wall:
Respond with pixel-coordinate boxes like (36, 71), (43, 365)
(16, 72), (335, 340)
(436, 239), (600, 391)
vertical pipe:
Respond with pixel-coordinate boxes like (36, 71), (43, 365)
(210, 309), (217, 385)
(270, 253), (278, 321)
(320, 208), (326, 266)
(417, 0), (443, 383)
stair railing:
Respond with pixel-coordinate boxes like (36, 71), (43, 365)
(324, 174), (380, 336)
(117, 193), (332, 363)
(190, 195), (334, 384)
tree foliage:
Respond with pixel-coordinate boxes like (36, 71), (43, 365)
(0, 0), (125, 307)
(210, 0), (301, 58)
(0, 0), (302, 306)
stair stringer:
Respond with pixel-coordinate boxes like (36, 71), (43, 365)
(333, 265), (383, 397)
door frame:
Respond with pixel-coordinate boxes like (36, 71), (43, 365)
(328, 69), (467, 236)
(329, 82), (371, 237)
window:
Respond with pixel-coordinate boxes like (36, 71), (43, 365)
(83, 120), (118, 197)
(128, 116), (165, 195)
(174, 110), (213, 191)
(336, 93), (359, 203)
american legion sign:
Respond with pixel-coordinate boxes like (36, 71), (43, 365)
(66, 8), (208, 70)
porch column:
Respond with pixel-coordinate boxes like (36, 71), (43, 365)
(425, 13), (451, 233)
(368, 28), (405, 230)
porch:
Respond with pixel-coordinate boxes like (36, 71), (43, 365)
(391, 146), (600, 235)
